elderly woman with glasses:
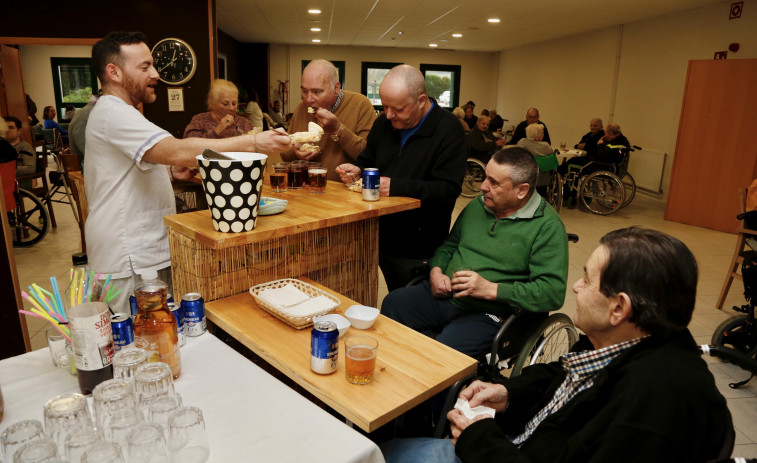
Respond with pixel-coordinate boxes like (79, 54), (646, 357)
(183, 79), (254, 139)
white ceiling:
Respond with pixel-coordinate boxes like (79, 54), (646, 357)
(217, 0), (727, 52)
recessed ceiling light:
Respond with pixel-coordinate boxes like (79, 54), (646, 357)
(429, 43), (438, 47)
(452, 33), (462, 38)
(311, 27), (321, 32)
(398, 31), (404, 35)
(312, 39), (321, 43)
(488, 18), (500, 23)
(308, 9), (321, 14)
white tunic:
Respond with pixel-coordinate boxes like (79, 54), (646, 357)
(83, 95), (174, 279)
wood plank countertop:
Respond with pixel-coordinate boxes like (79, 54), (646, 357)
(204, 277), (478, 433)
(164, 180), (419, 249)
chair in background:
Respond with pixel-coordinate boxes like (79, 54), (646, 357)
(16, 149), (57, 228)
(58, 151), (86, 253)
(717, 188), (757, 310)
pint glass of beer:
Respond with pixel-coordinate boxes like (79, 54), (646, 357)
(308, 166), (328, 194)
(344, 335), (378, 384)
(271, 163), (288, 193)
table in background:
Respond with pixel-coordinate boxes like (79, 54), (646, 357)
(0, 333), (384, 463)
(205, 277), (479, 433)
(556, 148), (586, 165)
(164, 181), (419, 307)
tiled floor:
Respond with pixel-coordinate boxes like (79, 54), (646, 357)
(14, 186), (757, 457)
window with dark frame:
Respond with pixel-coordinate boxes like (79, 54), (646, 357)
(420, 64), (461, 110)
(50, 57), (98, 121)
(361, 61), (402, 109)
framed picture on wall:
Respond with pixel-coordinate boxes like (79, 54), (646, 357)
(301, 60), (346, 89)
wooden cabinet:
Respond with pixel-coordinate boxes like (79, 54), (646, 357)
(665, 59), (757, 234)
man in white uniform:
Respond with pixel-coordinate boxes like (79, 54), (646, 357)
(85, 31), (291, 314)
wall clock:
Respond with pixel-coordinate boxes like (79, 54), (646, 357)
(151, 38), (197, 86)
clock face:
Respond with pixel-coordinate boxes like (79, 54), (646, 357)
(151, 38), (197, 85)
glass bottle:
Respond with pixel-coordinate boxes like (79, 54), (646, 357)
(133, 271), (181, 379)
(64, 253), (89, 315)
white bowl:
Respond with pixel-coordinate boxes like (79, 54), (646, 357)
(344, 305), (379, 330)
(313, 314), (350, 337)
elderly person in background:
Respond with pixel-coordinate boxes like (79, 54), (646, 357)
(466, 115), (505, 163)
(0, 118), (23, 166)
(243, 89), (264, 132)
(575, 118), (604, 157)
(516, 123), (553, 156)
(463, 104), (478, 130)
(3, 116), (36, 188)
(268, 100), (287, 129)
(488, 109), (504, 133)
(42, 106), (69, 136)
(509, 107), (551, 145)
(282, 59), (376, 181)
(184, 79), (254, 139)
(452, 107), (470, 133)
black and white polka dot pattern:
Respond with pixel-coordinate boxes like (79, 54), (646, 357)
(196, 152), (268, 233)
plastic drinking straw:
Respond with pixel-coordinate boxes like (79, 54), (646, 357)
(19, 311), (71, 342)
(21, 291), (46, 313)
(31, 283), (60, 319)
(106, 288), (122, 303)
(50, 277), (66, 319)
(28, 285), (52, 312)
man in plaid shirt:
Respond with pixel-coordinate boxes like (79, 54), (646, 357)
(382, 227), (733, 463)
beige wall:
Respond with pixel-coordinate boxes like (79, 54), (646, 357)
(268, 44), (499, 115)
(19, 45), (93, 120)
(497, 1), (757, 200)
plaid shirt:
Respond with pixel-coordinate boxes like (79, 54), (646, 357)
(511, 337), (646, 446)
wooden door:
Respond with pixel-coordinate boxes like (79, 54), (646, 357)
(1, 44), (32, 145)
(665, 59), (757, 234)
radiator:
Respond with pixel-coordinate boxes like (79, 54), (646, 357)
(627, 148), (666, 195)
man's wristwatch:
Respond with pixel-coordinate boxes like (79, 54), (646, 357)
(330, 124), (345, 142)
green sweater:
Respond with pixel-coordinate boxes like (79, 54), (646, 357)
(430, 193), (568, 315)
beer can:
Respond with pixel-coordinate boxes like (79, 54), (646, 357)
(181, 293), (207, 337)
(310, 321), (339, 374)
(111, 314), (135, 352)
(362, 168), (380, 201)
(169, 302), (186, 347)
(129, 295), (139, 318)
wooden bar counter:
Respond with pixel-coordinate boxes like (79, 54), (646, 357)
(164, 180), (419, 306)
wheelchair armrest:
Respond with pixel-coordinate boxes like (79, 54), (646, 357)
(488, 310), (523, 367)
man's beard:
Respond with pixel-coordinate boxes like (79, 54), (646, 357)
(124, 73), (156, 106)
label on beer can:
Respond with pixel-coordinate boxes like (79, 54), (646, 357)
(111, 314), (135, 352)
(129, 295), (139, 318)
(311, 321), (339, 374)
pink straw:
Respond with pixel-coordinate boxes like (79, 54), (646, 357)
(18, 310), (71, 342)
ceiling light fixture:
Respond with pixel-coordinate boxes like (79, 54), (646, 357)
(311, 27), (321, 32)
(312, 39), (321, 43)
(429, 43), (438, 47)
(452, 33), (462, 38)
(488, 18), (501, 23)
(308, 9), (321, 14)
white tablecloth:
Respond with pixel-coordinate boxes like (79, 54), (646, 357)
(0, 333), (385, 463)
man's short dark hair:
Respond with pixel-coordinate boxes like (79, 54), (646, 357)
(92, 31), (148, 84)
(3, 116), (22, 129)
(598, 227), (697, 337)
(490, 147), (538, 197)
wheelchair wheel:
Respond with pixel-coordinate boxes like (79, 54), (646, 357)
(712, 315), (757, 357)
(9, 188), (50, 247)
(545, 171), (563, 212)
(511, 313), (578, 376)
(620, 172), (636, 208)
(579, 171), (625, 215)
(461, 158), (486, 197)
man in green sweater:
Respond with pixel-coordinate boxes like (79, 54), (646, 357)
(382, 148), (568, 356)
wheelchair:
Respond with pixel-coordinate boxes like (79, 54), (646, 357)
(1, 161), (51, 247)
(562, 145), (639, 215)
(460, 154), (564, 213)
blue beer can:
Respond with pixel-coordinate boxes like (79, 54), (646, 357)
(169, 302), (186, 347)
(129, 295), (139, 318)
(310, 321), (339, 374)
(181, 293), (207, 337)
(362, 168), (380, 201)
(111, 313), (135, 351)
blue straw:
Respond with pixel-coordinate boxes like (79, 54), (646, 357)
(49, 276), (66, 319)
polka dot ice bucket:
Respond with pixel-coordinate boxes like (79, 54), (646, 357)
(196, 152), (268, 233)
